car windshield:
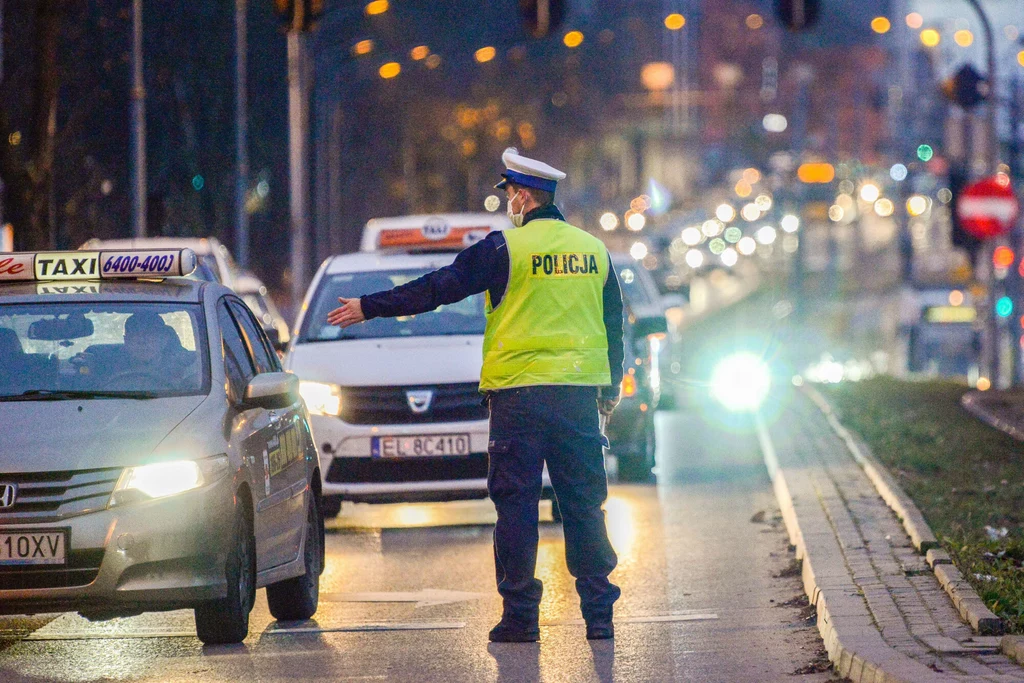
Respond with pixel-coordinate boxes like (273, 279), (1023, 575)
(614, 262), (655, 308)
(0, 302), (209, 399)
(302, 269), (485, 341)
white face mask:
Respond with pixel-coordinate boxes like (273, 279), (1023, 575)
(506, 190), (525, 228)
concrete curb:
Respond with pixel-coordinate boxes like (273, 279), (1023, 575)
(1005, 636), (1024, 666)
(756, 415), (944, 683)
(804, 386), (1005, 637)
(960, 391), (1024, 442)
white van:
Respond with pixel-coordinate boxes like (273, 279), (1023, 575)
(286, 214), (513, 516)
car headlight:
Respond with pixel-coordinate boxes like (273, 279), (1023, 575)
(709, 353), (771, 412)
(299, 380), (342, 416)
(108, 455), (229, 507)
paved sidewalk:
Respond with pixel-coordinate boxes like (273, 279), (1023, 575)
(761, 393), (1024, 681)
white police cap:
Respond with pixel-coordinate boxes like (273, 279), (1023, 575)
(494, 147), (566, 193)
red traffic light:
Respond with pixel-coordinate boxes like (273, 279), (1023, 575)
(993, 245), (1015, 269)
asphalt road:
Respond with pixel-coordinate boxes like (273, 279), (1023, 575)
(0, 408), (836, 682)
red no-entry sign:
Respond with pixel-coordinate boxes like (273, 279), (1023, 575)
(956, 176), (1019, 239)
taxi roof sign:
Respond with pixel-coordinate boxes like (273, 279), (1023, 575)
(0, 248), (197, 283)
(360, 213), (510, 253)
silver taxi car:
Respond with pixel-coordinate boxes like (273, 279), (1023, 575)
(0, 249), (323, 644)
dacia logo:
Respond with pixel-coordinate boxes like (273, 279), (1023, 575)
(406, 390), (433, 414)
(0, 484), (18, 510)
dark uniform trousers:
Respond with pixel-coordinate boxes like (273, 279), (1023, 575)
(486, 385), (621, 625)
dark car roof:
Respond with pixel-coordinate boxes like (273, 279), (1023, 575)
(0, 278), (209, 305)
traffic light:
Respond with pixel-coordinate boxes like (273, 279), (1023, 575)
(272, 0), (324, 32)
(948, 162), (982, 259)
(519, 0), (566, 38)
(942, 64), (989, 109)
(996, 296), (1014, 318)
(994, 246), (1015, 270)
(775, 0), (820, 31)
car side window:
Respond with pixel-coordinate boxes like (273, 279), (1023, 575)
(218, 301), (256, 402)
(228, 300), (280, 374)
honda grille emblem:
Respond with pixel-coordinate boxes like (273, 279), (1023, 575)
(0, 484), (17, 510)
(406, 390), (434, 414)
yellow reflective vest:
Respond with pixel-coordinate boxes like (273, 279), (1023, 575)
(479, 218), (612, 390)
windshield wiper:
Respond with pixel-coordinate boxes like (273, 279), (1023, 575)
(0, 389), (163, 401)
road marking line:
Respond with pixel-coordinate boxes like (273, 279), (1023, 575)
(541, 613), (718, 626)
(320, 589), (486, 607)
(22, 621), (468, 641)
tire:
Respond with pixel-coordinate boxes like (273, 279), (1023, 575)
(616, 418), (657, 483)
(266, 494), (322, 621)
(195, 504), (255, 645)
(320, 495), (342, 519)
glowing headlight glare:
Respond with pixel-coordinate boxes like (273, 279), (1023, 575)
(299, 380), (342, 416)
(684, 249), (704, 268)
(709, 353), (771, 412)
(115, 460), (203, 500)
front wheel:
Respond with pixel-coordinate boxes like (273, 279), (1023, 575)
(195, 505), (255, 645)
(267, 493), (322, 621)
(615, 417), (656, 483)
(320, 495), (342, 519)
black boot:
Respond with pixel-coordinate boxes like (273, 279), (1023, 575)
(489, 617), (540, 643)
(585, 621), (614, 640)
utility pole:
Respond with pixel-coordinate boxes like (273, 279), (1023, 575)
(235, 0), (249, 269)
(130, 0), (147, 238)
(287, 22), (310, 311)
(964, 0), (1000, 386)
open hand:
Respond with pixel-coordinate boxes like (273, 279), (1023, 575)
(327, 297), (366, 328)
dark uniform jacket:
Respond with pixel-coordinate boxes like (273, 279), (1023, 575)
(360, 205), (625, 398)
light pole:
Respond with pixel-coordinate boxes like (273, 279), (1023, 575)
(130, 0), (147, 238)
(235, 0), (249, 269)
(963, 0), (1001, 386)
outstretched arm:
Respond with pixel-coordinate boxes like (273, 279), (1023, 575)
(327, 232), (508, 327)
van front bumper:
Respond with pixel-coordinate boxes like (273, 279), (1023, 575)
(0, 476), (234, 617)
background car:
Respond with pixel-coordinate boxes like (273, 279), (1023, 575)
(606, 254), (668, 482)
(81, 237), (238, 289)
(235, 272), (291, 352)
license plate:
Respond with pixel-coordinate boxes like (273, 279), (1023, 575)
(372, 434), (471, 458)
(0, 531), (66, 566)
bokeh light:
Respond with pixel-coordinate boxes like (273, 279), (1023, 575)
(859, 183), (880, 203)
(681, 226), (703, 246)
(906, 13), (923, 29)
(664, 13), (685, 30)
(684, 249), (704, 268)
(715, 204), (737, 222)
(563, 31), (584, 48)
(600, 212), (619, 231)
(626, 212), (646, 231)
(755, 225), (777, 245)
(871, 17), (891, 34)
(954, 29), (973, 47)
(781, 214), (800, 233)
(379, 62), (401, 79)
(474, 46), (496, 63)
(874, 198), (895, 217)
(737, 236), (757, 256)
(629, 242), (648, 260)
(365, 0), (389, 15)
(720, 247), (738, 267)
(920, 29), (941, 47)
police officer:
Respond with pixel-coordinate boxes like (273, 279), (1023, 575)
(327, 148), (624, 643)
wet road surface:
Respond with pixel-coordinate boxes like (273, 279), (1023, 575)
(0, 409), (836, 682)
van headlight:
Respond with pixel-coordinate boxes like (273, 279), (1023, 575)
(300, 380), (343, 416)
(710, 353), (771, 412)
(108, 455), (229, 507)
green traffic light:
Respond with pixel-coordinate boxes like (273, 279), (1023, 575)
(996, 296), (1014, 318)
(916, 144), (934, 162)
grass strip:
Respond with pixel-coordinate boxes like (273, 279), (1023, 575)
(824, 377), (1024, 633)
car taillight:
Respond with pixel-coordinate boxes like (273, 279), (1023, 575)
(621, 374), (638, 397)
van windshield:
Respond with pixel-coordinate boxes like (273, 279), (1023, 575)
(302, 270), (486, 342)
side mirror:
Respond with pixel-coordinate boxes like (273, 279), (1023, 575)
(633, 315), (668, 338)
(243, 372), (299, 410)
